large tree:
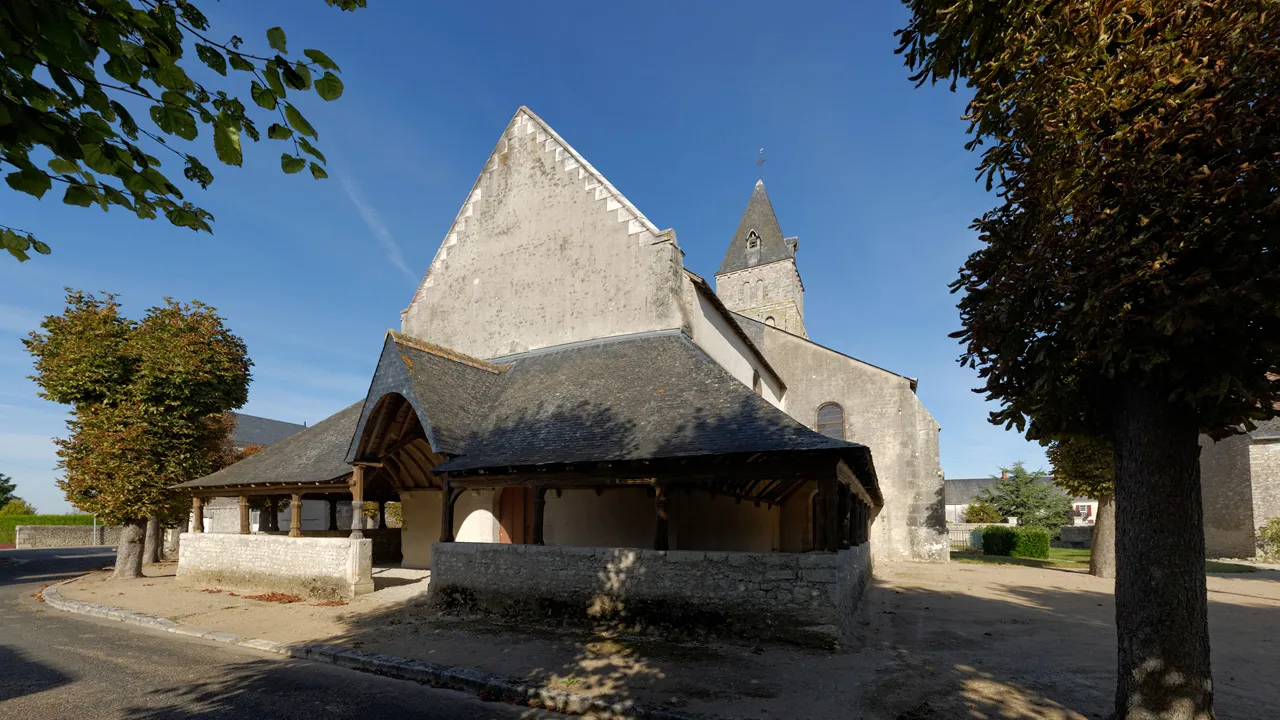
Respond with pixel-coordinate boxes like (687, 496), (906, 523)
(0, 471), (16, 506)
(1047, 435), (1116, 579)
(25, 290), (250, 578)
(897, 2), (1279, 717)
(0, 0), (362, 261)
(976, 462), (1071, 532)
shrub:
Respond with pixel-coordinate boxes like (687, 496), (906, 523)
(1012, 527), (1051, 559)
(981, 525), (1018, 556)
(964, 500), (1004, 524)
(1259, 518), (1280, 562)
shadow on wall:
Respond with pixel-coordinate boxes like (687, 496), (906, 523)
(0, 645), (71, 702)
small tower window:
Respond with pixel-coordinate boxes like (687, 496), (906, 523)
(745, 229), (760, 250)
(764, 316), (777, 327)
(816, 402), (845, 440)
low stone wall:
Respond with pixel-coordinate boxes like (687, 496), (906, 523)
(15, 525), (121, 549)
(429, 543), (873, 645)
(1054, 525), (1095, 549)
(177, 533), (373, 600)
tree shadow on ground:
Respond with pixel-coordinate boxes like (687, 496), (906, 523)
(0, 644), (71, 702)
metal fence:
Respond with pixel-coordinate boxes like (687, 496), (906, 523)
(949, 528), (977, 550)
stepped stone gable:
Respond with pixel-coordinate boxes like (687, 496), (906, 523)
(401, 108), (685, 360)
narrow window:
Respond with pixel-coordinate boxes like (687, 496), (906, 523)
(815, 402), (844, 440)
(764, 316), (776, 327)
(746, 229), (760, 250)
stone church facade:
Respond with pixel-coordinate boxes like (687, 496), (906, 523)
(175, 107), (946, 627)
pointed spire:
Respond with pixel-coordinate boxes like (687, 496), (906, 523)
(716, 179), (793, 276)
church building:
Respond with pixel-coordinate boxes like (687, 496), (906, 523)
(174, 108), (946, 638)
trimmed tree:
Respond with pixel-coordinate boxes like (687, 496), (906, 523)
(976, 462), (1070, 532)
(25, 290), (250, 579)
(1046, 436), (1115, 579)
(0, 0), (362, 262)
(896, 2), (1280, 716)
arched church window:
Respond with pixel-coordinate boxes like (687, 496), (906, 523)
(816, 402), (844, 440)
(765, 316), (776, 327)
(755, 279), (764, 303)
(746, 229), (760, 250)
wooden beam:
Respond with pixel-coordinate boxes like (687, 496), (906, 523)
(654, 483), (669, 551)
(189, 483), (351, 498)
(327, 498), (338, 531)
(289, 493), (303, 537)
(532, 485), (546, 546)
(238, 495), (250, 535)
(350, 464), (365, 540)
(446, 456), (837, 487)
(440, 481), (457, 542)
(191, 496), (204, 533)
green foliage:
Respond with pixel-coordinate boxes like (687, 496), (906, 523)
(0, 0), (365, 262)
(24, 290), (251, 525)
(977, 462), (1072, 531)
(981, 525), (1017, 556)
(0, 514), (94, 545)
(963, 499), (1003, 524)
(1045, 435), (1113, 500)
(1258, 518), (1280, 562)
(896, 1), (1280, 440)
(1011, 527), (1051, 559)
(0, 472), (16, 506)
(981, 525), (1050, 559)
(0, 498), (37, 515)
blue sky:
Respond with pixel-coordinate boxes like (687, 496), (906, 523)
(0, 1), (1046, 514)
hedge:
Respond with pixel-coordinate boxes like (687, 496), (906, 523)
(981, 525), (1051, 559)
(0, 514), (95, 546)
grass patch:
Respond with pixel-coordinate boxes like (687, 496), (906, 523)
(0, 514), (95, 545)
(953, 549), (1259, 574)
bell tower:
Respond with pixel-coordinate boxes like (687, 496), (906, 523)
(713, 179), (806, 337)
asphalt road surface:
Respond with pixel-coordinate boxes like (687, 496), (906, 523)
(0, 547), (566, 719)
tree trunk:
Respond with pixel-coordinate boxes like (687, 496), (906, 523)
(1091, 493), (1116, 579)
(112, 519), (147, 580)
(142, 516), (162, 565)
(1113, 384), (1213, 719)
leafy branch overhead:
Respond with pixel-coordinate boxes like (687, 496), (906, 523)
(0, 0), (364, 261)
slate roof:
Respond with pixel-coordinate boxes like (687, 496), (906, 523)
(230, 412), (306, 448)
(433, 330), (867, 474)
(945, 475), (1089, 505)
(176, 402), (362, 489)
(716, 179), (796, 276)
(182, 331), (880, 498)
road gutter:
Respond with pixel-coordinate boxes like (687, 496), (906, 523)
(40, 576), (698, 720)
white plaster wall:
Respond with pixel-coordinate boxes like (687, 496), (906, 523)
(669, 491), (779, 552)
(544, 487), (656, 548)
(455, 489), (498, 543)
(680, 274), (784, 408)
(401, 111), (685, 359)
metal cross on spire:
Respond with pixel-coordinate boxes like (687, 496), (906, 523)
(755, 148), (767, 179)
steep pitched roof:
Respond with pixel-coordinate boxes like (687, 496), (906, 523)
(176, 402), (362, 490)
(717, 179), (795, 276)
(433, 330), (865, 474)
(732, 312), (919, 392)
(230, 413), (305, 448)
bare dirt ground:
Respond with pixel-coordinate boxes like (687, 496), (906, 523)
(61, 561), (1280, 719)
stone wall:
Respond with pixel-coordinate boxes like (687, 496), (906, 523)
(429, 543), (872, 644)
(177, 533), (373, 600)
(15, 525), (121, 549)
(715, 260), (807, 338)
(1200, 433), (1256, 558)
(1249, 440), (1280, 537)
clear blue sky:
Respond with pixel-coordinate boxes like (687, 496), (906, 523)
(0, 1), (1046, 514)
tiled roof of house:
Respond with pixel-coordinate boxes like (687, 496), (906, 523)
(230, 413), (306, 448)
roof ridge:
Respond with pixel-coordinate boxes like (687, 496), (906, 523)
(387, 330), (510, 374)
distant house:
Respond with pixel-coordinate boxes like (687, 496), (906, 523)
(944, 472), (1096, 525)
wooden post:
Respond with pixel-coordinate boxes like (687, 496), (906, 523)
(327, 498), (338, 531)
(191, 496), (204, 533)
(837, 485), (850, 549)
(378, 500), (386, 530)
(350, 465), (365, 540)
(289, 493), (303, 537)
(816, 476), (837, 551)
(440, 481), (455, 542)
(238, 495), (250, 535)
(654, 483), (669, 551)
(265, 498), (279, 532)
(532, 485), (546, 546)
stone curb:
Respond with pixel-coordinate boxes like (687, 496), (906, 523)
(41, 576), (699, 720)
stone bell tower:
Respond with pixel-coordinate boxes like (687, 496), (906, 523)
(713, 179), (806, 337)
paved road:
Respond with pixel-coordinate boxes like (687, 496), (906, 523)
(0, 547), (564, 719)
